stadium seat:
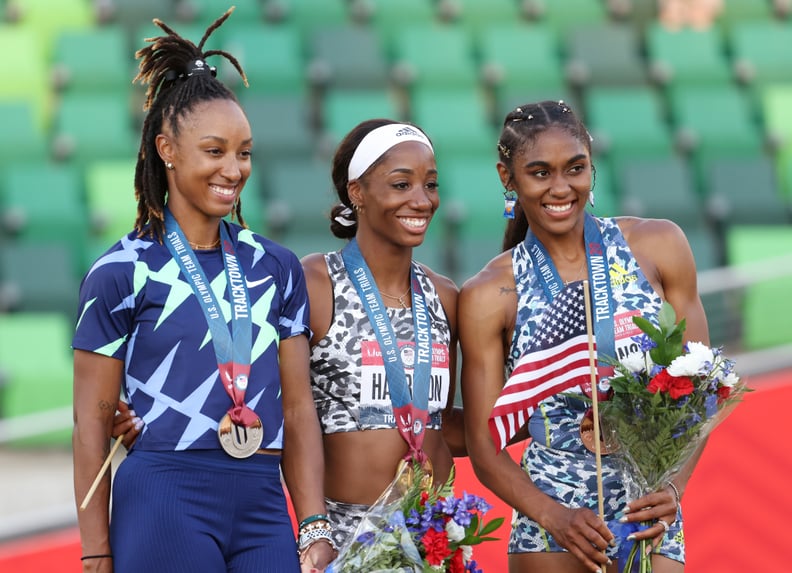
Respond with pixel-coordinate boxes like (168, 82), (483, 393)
(645, 23), (732, 87)
(308, 25), (389, 90)
(0, 163), (88, 273)
(10, 0), (93, 59)
(445, 0), (520, 36)
(391, 23), (478, 90)
(178, 0), (262, 27)
(0, 102), (49, 170)
(718, 0), (773, 32)
(264, 0), (348, 36)
(365, 0), (436, 50)
(409, 88), (496, 163)
(701, 156), (789, 226)
(222, 23), (306, 95)
(51, 26), (130, 94)
(320, 89), (401, 147)
(478, 23), (565, 96)
(0, 312), (74, 446)
(564, 22), (647, 87)
(0, 242), (79, 317)
(584, 86), (675, 164)
(239, 93), (317, 172)
(667, 85), (764, 161)
(83, 159), (138, 252)
(525, 0), (607, 37)
(726, 225), (792, 349)
(0, 25), (50, 130)
(760, 84), (792, 151)
(730, 20), (792, 86)
(52, 93), (137, 166)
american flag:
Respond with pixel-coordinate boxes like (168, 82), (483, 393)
(489, 281), (594, 452)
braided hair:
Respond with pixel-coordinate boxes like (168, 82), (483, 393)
(496, 100), (593, 251)
(133, 8), (248, 240)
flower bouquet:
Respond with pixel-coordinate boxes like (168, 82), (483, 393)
(598, 302), (749, 572)
(327, 461), (504, 572)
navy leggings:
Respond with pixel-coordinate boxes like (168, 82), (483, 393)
(110, 449), (300, 572)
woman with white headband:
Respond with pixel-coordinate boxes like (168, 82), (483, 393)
(301, 119), (466, 548)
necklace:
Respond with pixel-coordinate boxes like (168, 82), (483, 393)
(189, 238), (221, 250)
(563, 260), (588, 286)
(379, 285), (411, 309)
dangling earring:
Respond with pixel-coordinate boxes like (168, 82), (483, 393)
(503, 190), (517, 219)
(588, 164), (597, 208)
(588, 192), (595, 208)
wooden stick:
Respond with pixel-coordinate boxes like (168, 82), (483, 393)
(79, 434), (125, 511)
(582, 280), (605, 522)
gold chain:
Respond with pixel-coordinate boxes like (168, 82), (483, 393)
(188, 238), (221, 250)
(379, 286), (411, 309)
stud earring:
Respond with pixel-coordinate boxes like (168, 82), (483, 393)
(165, 161), (174, 170)
(503, 190), (517, 219)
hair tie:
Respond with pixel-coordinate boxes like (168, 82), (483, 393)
(187, 58), (216, 78)
(334, 206), (356, 227)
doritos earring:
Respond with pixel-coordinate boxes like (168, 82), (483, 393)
(503, 190), (517, 219)
(588, 192), (595, 208)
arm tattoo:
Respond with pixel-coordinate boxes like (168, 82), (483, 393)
(98, 400), (114, 412)
(499, 286), (517, 295)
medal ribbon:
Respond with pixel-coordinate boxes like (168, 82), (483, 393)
(523, 213), (616, 395)
(164, 209), (257, 427)
(342, 239), (432, 462)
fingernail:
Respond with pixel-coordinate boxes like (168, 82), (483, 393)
(134, 418), (144, 430)
(622, 506), (631, 514)
(128, 410), (136, 416)
(609, 538), (616, 546)
(607, 558), (613, 565)
(645, 544), (653, 555)
(619, 515), (628, 523)
(627, 534), (635, 541)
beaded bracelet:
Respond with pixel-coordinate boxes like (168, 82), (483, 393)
(80, 554), (113, 561)
(298, 513), (329, 530)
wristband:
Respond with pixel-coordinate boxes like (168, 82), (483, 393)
(298, 513), (329, 530)
(80, 554), (113, 561)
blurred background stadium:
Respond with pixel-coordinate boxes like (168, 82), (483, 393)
(0, 0), (790, 570)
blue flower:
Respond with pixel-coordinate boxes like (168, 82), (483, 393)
(636, 334), (657, 352)
(356, 531), (376, 546)
(465, 559), (483, 572)
(705, 393), (718, 418)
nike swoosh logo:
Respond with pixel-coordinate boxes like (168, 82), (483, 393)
(245, 276), (273, 289)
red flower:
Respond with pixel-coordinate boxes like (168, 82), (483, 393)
(717, 385), (731, 402)
(422, 528), (451, 566)
(449, 547), (465, 573)
(647, 370), (695, 400)
(647, 369), (671, 393)
(420, 491), (430, 506)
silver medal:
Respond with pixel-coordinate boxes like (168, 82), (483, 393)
(218, 413), (263, 458)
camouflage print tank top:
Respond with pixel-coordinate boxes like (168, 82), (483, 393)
(508, 217), (663, 454)
(310, 251), (452, 434)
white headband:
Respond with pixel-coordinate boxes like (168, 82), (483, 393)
(347, 123), (434, 181)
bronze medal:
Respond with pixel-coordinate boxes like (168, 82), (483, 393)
(218, 413), (263, 458)
(579, 414), (616, 455)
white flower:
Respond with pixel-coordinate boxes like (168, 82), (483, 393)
(721, 371), (740, 388)
(621, 351), (650, 374)
(667, 342), (714, 377)
(446, 519), (465, 542)
(462, 545), (473, 562)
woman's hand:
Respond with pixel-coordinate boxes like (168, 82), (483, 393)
(620, 485), (679, 549)
(112, 401), (142, 449)
(543, 504), (614, 572)
(299, 540), (337, 572)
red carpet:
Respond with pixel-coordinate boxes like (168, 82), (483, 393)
(2, 371), (789, 572)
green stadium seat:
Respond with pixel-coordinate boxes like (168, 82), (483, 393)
(260, 157), (334, 238)
(239, 94), (316, 171)
(668, 85), (764, 160)
(179, 0), (262, 27)
(730, 21), (792, 86)
(702, 156), (789, 225)
(447, 0), (520, 36)
(0, 242), (79, 317)
(0, 312), (74, 446)
(526, 0), (607, 37)
(584, 86), (675, 164)
(52, 93), (138, 166)
(308, 25), (389, 90)
(320, 89), (401, 148)
(727, 225), (792, 349)
(645, 23), (732, 87)
(264, 0), (348, 37)
(478, 23), (564, 95)
(718, 0), (773, 32)
(391, 24), (478, 90)
(409, 88), (496, 163)
(436, 157), (505, 283)
(52, 26), (130, 94)
(0, 25), (50, 130)
(0, 163), (89, 274)
(10, 0), (93, 59)
(99, 0), (175, 36)
(617, 155), (706, 233)
(760, 84), (792, 151)
(222, 23), (306, 95)
(365, 0), (436, 50)
(0, 102), (48, 170)
(564, 22), (647, 87)
(83, 159), (138, 251)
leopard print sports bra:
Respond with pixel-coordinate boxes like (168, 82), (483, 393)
(310, 251), (452, 434)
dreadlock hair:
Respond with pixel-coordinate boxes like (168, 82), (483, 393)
(496, 100), (593, 252)
(133, 7), (249, 240)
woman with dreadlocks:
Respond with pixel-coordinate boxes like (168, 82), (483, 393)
(72, 10), (335, 573)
